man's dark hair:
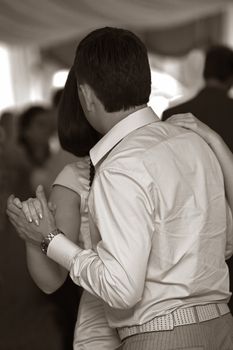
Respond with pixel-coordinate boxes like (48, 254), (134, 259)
(58, 66), (101, 157)
(203, 45), (233, 83)
(74, 27), (151, 112)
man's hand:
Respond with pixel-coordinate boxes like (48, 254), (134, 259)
(6, 185), (57, 246)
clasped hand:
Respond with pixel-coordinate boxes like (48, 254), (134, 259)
(6, 185), (56, 247)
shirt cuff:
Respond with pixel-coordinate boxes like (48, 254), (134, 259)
(47, 234), (82, 270)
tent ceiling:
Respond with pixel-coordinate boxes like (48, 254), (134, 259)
(0, 0), (230, 47)
(41, 12), (224, 67)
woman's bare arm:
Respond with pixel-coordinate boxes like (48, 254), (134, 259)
(8, 185), (81, 293)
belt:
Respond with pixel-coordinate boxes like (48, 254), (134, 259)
(117, 303), (230, 341)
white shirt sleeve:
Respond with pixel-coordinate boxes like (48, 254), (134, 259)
(47, 234), (82, 270)
(68, 168), (155, 309)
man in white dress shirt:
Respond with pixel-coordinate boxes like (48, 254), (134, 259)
(7, 27), (233, 349)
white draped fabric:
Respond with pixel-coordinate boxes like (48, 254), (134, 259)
(0, 0), (230, 47)
(0, 0), (232, 112)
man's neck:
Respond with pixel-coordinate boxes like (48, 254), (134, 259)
(103, 104), (147, 134)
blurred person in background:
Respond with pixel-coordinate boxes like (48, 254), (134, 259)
(0, 119), (6, 155)
(162, 44), (233, 313)
(18, 106), (53, 167)
(0, 109), (31, 210)
(162, 44), (233, 151)
(0, 124), (5, 219)
(17, 105), (53, 195)
(0, 109), (66, 350)
(0, 124), (4, 150)
(0, 110), (16, 142)
(17, 103), (75, 198)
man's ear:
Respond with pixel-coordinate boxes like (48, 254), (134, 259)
(79, 84), (93, 112)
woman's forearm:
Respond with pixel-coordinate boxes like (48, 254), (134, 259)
(25, 185), (81, 293)
(26, 242), (67, 293)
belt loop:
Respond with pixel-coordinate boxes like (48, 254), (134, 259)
(215, 304), (221, 317)
(193, 305), (200, 324)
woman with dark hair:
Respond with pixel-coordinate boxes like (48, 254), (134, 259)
(8, 66), (120, 349)
(17, 105), (57, 197)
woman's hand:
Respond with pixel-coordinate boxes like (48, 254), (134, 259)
(20, 197), (43, 226)
(7, 195), (43, 246)
(166, 113), (220, 146)
(7, 185), (57, 245)
(10, 193), (55, 226)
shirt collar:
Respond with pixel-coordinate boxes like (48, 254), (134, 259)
(90, 106), (159, 166)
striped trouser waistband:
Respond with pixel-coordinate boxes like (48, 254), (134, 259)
(117, 303), (230, 341)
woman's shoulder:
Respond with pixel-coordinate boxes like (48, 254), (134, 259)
(53, 156), (90, 194)
(65, 155), (89, 172)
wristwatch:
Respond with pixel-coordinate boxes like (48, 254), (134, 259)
(40, 228), (64, 255)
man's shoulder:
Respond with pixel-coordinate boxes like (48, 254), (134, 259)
(98, 121), (192, 171)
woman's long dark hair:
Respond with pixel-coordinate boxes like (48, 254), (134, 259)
(57, 65), (101, 157)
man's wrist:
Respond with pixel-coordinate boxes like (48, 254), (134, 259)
(40, 228), (64, 255)
(47, 234), (82, 270)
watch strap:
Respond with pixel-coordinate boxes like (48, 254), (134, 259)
(41, 228), (64, 255)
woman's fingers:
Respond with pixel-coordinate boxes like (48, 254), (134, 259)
(167, 113), (215, 145)
(21, 198), (43, 226)
(167, 113), (197, 130)
(22, 201), (33, 223)
(35, 199), (43, 220)
(167, 116), (190, 125)
(168, 112), (196, 120)
(36, 185), (49, 211)
(27, 199), (40, 226)
(7, 193), (43, 226)
(13, 197), (23, 209)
